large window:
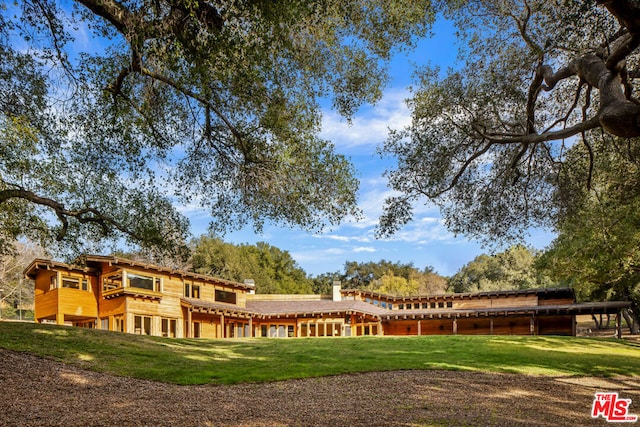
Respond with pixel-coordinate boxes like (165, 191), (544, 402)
(161, 318), (177, 338)
(128, 273), (155, 291)
(215, 289), (236, 304)
(134, 315), (152, 335)
(60, 276), (90, 291)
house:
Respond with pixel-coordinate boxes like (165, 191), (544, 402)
(24, 255), (631, 338)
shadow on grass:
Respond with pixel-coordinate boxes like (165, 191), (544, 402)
(1, 322), (638, 385)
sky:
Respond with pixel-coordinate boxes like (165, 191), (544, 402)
(184, 18), (557, 278)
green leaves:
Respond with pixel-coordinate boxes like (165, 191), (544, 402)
(0, 0), (433, 259)
(190, 236), (313, 294)
(449, 245), (552, 293)
(538, 134), (640, 312)
(380, 0), (638, 246)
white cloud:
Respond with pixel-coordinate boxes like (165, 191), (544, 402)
(353, 246), (376, 253)
(320, 89), (411, 151)
(313, 234), (371, 243)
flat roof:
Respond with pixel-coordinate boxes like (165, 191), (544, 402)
(341, 287), (575, 301)
(182, 298), (631, 321)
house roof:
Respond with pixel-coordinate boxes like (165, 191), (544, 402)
(181, 295), (630, 321)
(341, 287), (576, 302)
(182, 297), (253, 319)
(247, 299), (390, 318)
(23, 258), (98, 279)
(24, 254), (254, 291)
(379, 301), (631, 320)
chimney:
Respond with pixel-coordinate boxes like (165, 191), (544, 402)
(332, 280), (341, 301)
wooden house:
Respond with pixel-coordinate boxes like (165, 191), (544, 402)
(25, 255), (631, 338)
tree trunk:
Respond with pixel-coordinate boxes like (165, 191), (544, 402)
(591, 314), (601, 330)
(622, 309), (639, 335)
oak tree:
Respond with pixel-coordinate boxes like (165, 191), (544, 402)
(536, 133), (640, 333)
(0, 0), (432, 259)
(380, 0), (640, 242)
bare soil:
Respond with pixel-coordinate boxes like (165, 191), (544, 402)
(1, 348), (639, 427)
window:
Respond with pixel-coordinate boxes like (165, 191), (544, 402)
(422, 303), (428, 309)
(430, 302), (436, 309)
(103, 273), (122, 292)
(115, 316), (124, 332)
(399, 304), (405, 310)
(161, 318), (177, 337)
(192, 285), (200, 299)
(446, 301), (453, 308)
(100, 318), (108, 330)
(215, 289), (236, 304)
(60, 276), (91, 292)
(62, 277), (80, 289)
(184, 283), (190, 297)
(50, 275), (58, 290)
(128, 273), (155, 291)
(438, 302), (444, 308)
(134, 315), (152, 335)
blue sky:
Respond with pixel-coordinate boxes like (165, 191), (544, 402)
(185, 18), (556, 277)
(22, 4), (554, 277)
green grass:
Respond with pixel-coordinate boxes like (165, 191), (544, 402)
(0, 321), (638, 385)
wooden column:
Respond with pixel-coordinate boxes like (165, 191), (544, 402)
(490, 318), (494, 335)
(616, 311), (622, 339)
(530, 315), (535, 335)
(248, 317), (253, 337)
(418, 320), (422, 336)
(452, 317), (457, 335)
(186, 309), (192, 338)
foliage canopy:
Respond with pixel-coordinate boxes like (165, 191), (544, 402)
(190, 236), (313, 294)
(0, 0), (433, 259)
(380, 0), (640, 243)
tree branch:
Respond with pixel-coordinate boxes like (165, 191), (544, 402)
(0, 188), (145, 244)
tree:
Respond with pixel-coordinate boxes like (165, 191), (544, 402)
(190, 236), (313, 294)
(0, 241), (45, 319)
(537, 134), (640, 333)
(448, 245), (553, 293)
(379, 0), (640, 243)
(377, 270), (419, 296)
(337, 259), (447, 295)
(1, 1), (433, 259)
(310, 272), (342, 295)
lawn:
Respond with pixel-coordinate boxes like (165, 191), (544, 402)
(0, 321), (638, 385)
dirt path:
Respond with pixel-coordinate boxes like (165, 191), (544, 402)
(1, 349), (639, 426)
